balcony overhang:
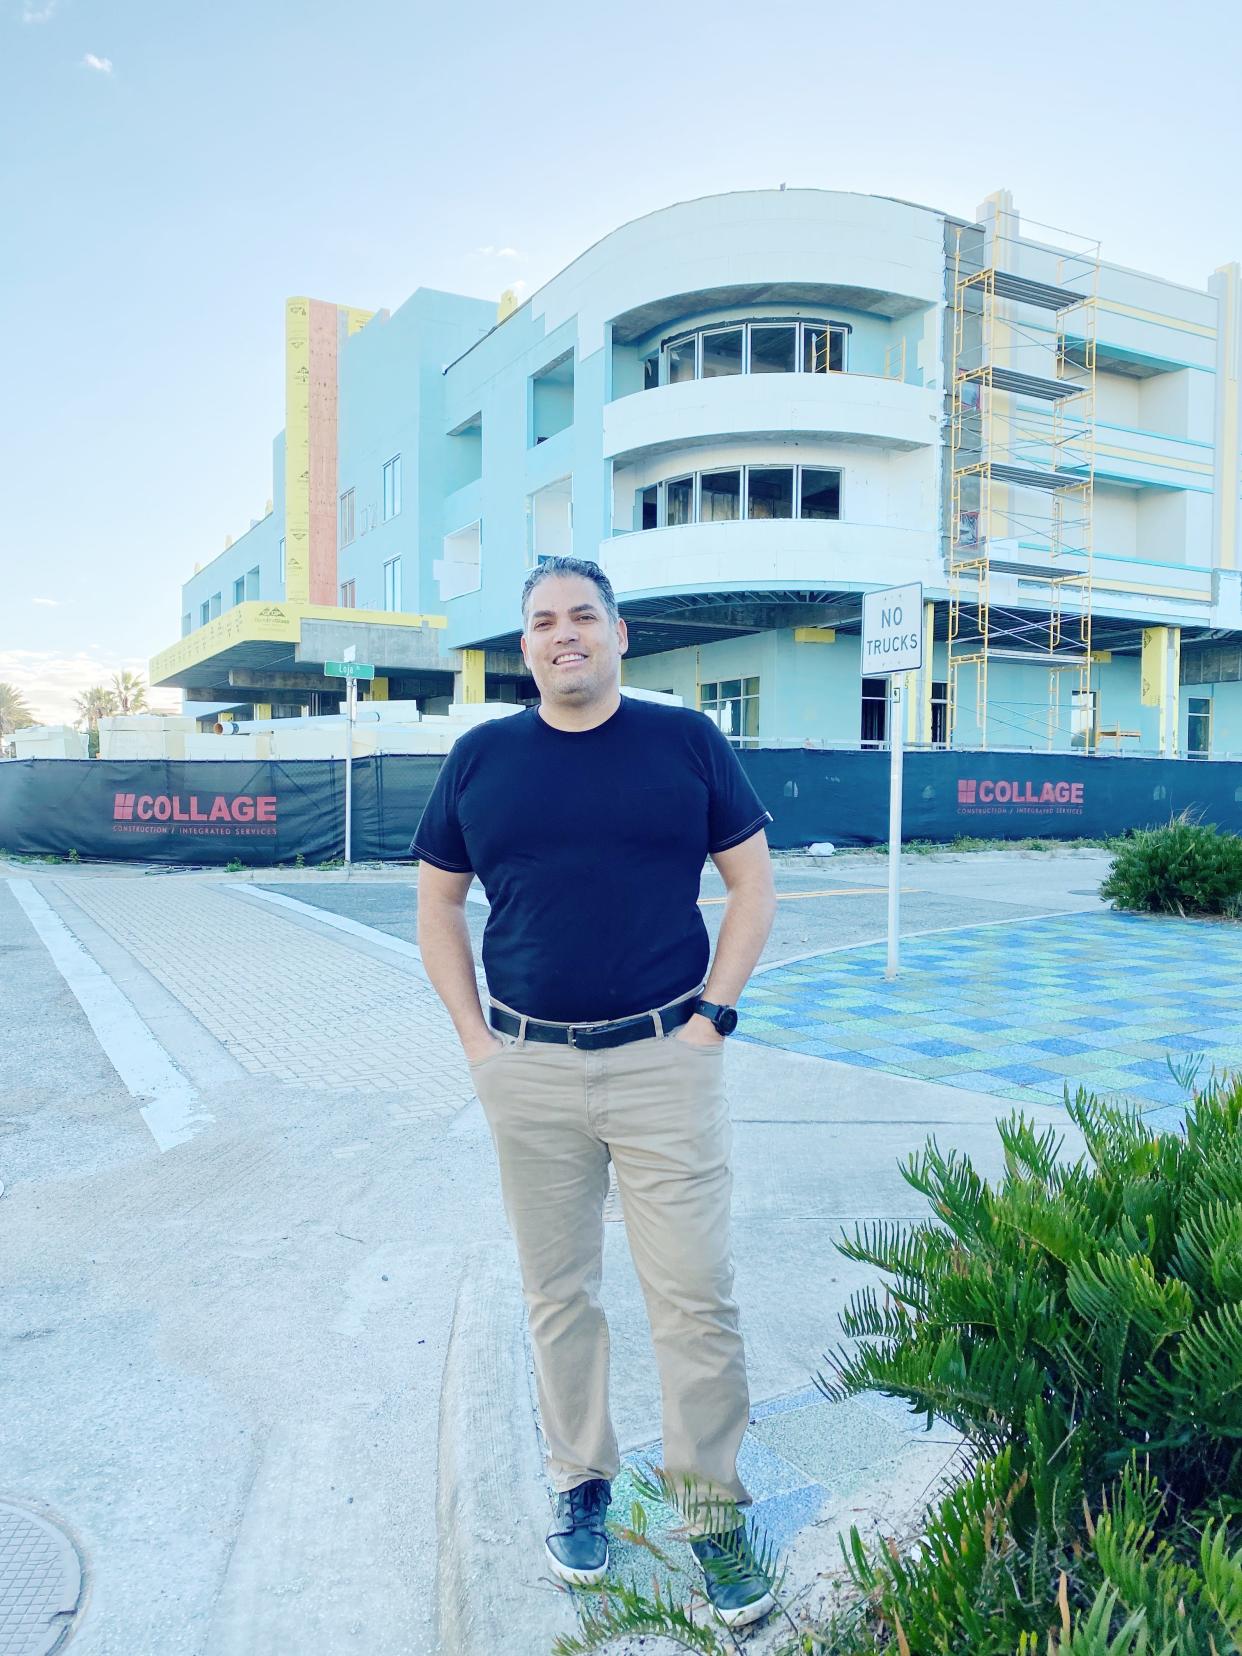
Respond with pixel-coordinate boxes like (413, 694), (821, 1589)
(150, 601), (449, 697)
(610, 281), (931, 344)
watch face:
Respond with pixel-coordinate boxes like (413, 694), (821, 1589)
(716, 1006), (739, 1035)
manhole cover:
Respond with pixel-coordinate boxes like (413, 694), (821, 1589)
(0, 1504), (82, 1655)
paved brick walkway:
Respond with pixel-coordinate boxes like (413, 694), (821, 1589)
(57, 877), (474, 1112)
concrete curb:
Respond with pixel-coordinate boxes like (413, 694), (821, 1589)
(435, 1247), (575, 1656)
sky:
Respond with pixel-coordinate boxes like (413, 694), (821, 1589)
(1, 0), (1239, 725)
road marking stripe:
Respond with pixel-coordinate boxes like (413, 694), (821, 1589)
(8, 879), (212, 1153)
(241, 885), (431, 978)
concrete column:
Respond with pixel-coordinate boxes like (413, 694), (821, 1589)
(1141, 625), (1182, 756)
(454, 650), (485, 704)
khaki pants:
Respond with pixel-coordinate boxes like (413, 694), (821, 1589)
(469, 1009), (751, 1531)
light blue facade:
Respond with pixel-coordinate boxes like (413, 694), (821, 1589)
(163, 188), (1242, 753)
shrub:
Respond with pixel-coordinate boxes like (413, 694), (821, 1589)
(547, 1085), (1242, 1655)
(1101, 817), (1242, 918)
(818, 1080), (1242, 1653)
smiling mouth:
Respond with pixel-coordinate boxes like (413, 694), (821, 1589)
(552, 654), (587, 666)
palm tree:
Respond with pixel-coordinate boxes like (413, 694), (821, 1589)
(110, 670), (149, 714)
(0, 681), (35, 736)
(74, 686), (119, 730)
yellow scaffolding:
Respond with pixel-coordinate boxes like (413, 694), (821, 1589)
(948, 211), (1100, 750)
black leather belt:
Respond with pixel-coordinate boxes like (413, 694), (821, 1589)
(489, 995), (698, 1051)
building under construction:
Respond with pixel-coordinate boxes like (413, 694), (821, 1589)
(151, 186), (1242, 759)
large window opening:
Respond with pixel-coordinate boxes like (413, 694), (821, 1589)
(383, 556), (402, 612)
(531, 351), (575, 444)
(530, 477), (572, 564)
(931, 680), (949, 746)
(747, 467), (794, 520)
(636, 464), (841, 530)
(653, 318), (850, 388)
(701, 327), (743, 378)
(435, 521), (482, 602)
(700, 469), (741, 522)
(861, 678), (888, 746)
(700, 677), (760, 746)
(447, 414), (483, 490)
(1187, 696), (1211, 758)
(340, 488), (356, 547)
(383, 455), (402, 520)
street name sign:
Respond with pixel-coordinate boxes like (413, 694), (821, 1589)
(860, 582), (924, 677)
(325, 660), (375, 680)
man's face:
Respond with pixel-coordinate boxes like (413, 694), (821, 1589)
(520, 574), (628, 707)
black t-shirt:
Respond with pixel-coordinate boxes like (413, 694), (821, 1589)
(411, 696), (772, 1022)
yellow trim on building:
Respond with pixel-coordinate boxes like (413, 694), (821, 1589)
(1094, 577), (1206, 602)
(369, 676), (389, 702)
(1216, 263), (1239, 570)
(460, 649), (486, 704)
(792, 626), (837, 644)
(1094, 442), (1212, 476)
(1097, 299), (1215, 339)
(150, 601), (446, 685)
(343, 306), (375, 337)
(284, 299), (312, 605)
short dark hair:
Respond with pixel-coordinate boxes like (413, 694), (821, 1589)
(520, 557), (619, 626)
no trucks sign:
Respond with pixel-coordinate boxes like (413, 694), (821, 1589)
(861, 582), (923, 677)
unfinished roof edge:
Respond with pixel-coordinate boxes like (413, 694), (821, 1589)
(440, 186), (959, 376)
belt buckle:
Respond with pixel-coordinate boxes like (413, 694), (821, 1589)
(566, 1025), (578, 1049)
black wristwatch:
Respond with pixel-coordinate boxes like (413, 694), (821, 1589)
(694, 999), (739, 1036)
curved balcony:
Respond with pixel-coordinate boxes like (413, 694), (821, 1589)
(603, 372), (938, 464)
(602, 518), (940, 603)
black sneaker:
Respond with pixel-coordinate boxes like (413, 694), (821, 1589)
(545, 1478), (611, 1585)
(690, 1526), (775, 1629)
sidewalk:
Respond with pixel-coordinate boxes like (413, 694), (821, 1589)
(0, 853), (1226, 1655)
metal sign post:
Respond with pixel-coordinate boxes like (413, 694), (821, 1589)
(860, 582), (923, 979)
(325, 648), (375, 867)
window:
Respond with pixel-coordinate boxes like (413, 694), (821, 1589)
(700, 469), (741, 523)
(1071, 688), (1097, 747)
(861, 678), (888, 746)
(279, 536), (286, 583)
(245, 565), (259, 600)
(640, 464), (841, 530)
(747, 468), (793, 520)
(383, 455), (402, 520)
(435, 522), (481, 601)
(932, 681), (949, 746)
(803, 325), (847, 373)
(383, 557), (402, 612)
(1187, 696), (1211, 758)
(749, 325), (796, 374)
(530, 477), (572, 563)
(666, 476), (694, 526)
(209, 592), (221, 620)
(340, 488), (355, 546)
(531, 351), (574, 444)
(700, 677), (760, 747)
(701, 327), (743, 378)
(340, 579), (356, 608)
(233, 575), (246, 606)
(654, 319), (849, 388)
(200, 599), (211, 627)
(182, 613), (192, 637)
(667, 337), (696, 384)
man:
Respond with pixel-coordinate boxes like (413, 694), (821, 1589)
(413, 556), (777, 1629)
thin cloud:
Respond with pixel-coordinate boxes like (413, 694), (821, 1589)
(83, 52), (113, 73)
(21, 0), (57, 21)
(475, 245), (522, 259)
(32, 597), (60, 607)
(0, 649), (176, 727)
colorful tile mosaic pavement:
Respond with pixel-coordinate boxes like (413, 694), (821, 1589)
(594, 1389), (930, 1602)
(739, 912), (1242, 1121)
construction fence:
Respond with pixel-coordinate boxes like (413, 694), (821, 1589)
(2, 752), (1241, 866)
